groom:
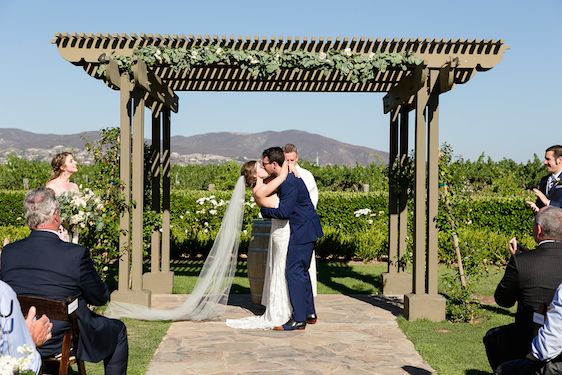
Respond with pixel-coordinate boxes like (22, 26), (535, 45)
(260, 146), (323, 331)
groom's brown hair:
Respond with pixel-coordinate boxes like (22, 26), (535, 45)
(262, 147), (285, 166)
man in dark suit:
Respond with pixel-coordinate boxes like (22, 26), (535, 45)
(260, 147), (323, 331)
(483, 206), (562, 371)
(527, 145), (562, 211)
(1, 188), (128, 375)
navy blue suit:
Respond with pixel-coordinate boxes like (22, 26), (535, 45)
(261, 173), (323, 322)
(537, 175), (562, 208)
(1, 230), (128, 375)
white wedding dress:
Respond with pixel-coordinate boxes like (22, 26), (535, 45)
(226, 215), (292, 329)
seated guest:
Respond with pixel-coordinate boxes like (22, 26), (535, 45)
(495, 282), (562, 374)
(483, 206), (562, 371)
(0, 188), (128, 375)
(0, 280), (50, 374)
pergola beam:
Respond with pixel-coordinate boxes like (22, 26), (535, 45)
(383, 66), (428, 114)
(132, 60), (179, 113)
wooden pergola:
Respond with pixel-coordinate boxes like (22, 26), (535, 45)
(53, 33), (507, 321)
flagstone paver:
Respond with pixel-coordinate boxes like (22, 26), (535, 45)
(146, 294), (435, 375)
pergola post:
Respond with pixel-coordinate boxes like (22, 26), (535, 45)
(398, 109), (409, 271)
(161, 109), (172, 276)
(111, 77), (151, 305)
(383, 107), (412, 294)
(142, 109), (174, 293)
(404, 71), (446, 321)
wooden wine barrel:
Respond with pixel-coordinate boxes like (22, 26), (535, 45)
(247, 219), (271, 304)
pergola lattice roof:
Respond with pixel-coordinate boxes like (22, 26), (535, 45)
(53, 33), (508, 95)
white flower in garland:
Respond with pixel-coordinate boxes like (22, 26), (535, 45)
(99, 44), (424, 83)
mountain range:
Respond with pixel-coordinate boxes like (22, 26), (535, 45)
(0, 128), (388, 166)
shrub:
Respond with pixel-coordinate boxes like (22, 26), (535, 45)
(0, 226), (30, 246)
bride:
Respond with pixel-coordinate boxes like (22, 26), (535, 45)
(226, 160), (292, 329)
(104, 160), (293, 324)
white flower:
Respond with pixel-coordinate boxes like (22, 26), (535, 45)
(0, 344), (35, 374)
(154, 49), (162, 62)
(209, 209), (217, 215)
(343, 47), (352, 56)
(204, 222), (209, 227)
(353, 208), (372, 217)
(367, 219), (373, 225)
(318, 52), (327, 61)
(249, 56), (259, 64)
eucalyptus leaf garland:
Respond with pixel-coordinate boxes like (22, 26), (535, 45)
(98, 45), (423, 84)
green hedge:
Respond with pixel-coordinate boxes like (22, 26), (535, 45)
(450, 195), (534, 235)
(0, 191), (25, 226)
(0, 190), (534, 263)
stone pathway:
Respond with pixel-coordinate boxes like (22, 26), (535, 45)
(146, 294), (435, 374)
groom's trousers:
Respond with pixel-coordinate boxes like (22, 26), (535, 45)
(286, 241), (315, 322)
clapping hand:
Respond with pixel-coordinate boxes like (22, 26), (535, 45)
(532, 188), (549, 206)
(508, 237), (518, 255)
(526, 188), (548, 213)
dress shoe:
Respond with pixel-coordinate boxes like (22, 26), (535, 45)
(273, 318), (306, 331)
(306, 313), (317, 324)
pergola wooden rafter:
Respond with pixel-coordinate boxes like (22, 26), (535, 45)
(53, 33), (507, 321)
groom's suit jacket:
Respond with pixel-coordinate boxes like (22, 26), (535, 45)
(260, 173), (323, 244)
(0, 230), (121, 362)
(537, 174), (562, 208)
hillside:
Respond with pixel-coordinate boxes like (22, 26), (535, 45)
(0, 128), (388, 166)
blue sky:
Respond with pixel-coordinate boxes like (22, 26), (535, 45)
(1, 0), (561, 163)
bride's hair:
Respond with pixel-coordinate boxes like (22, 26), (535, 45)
(49, 152), (73, 181)
(241, 161), (257, 188)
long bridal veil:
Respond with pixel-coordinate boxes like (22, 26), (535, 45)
(104, 176), (246, 321)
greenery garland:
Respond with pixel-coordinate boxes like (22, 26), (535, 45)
(99, 45), (423, 84)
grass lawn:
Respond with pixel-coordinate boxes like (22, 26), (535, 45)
(81, 260), (509, 375)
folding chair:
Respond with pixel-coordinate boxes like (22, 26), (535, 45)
(18, 295), (86, 375)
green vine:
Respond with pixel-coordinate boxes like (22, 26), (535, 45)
(98, 45), (423, 83)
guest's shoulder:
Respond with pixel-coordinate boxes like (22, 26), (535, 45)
(0, 280), (16, 297)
